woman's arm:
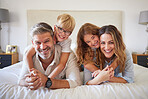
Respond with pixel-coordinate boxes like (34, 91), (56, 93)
(108, 50), (134, 83)
(49, 52), (70, 78)
(108, 77), (127, 83)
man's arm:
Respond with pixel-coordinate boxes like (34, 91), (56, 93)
(30, 68), (70, 89)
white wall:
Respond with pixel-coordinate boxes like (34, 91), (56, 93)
(0, 0), (148, 61)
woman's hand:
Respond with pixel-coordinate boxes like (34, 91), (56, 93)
(95, 66), (114, 84)
(92, 69), (101, 78)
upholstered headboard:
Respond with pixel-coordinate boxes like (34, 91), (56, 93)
(27, 10), (122, 50)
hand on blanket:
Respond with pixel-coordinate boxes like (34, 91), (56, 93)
(92, 69), (101, 78)
(95, 66), (114, 84)
(25, 68), (48, 90)
(30, 68), (48, 90)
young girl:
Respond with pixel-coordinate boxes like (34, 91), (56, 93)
(25, 14), (76, 78)
(99, 25), (134, 83)
(76, 23), (116, 85)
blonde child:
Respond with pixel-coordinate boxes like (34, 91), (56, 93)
(25, 14), (75, 78)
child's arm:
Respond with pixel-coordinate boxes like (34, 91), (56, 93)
(84, 63), (100, 73)
(49, 52), (70, 78)
(25, 46), (36, 70)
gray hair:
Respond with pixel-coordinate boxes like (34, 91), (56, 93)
(30, 22), (54, 38)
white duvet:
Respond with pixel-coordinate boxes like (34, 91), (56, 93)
(0, 62), (148, 99)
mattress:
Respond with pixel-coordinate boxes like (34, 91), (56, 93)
(0, 62), (148, 99)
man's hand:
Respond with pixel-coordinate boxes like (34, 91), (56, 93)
(25, 73), (42, 90)
(30, 68), (48, 88)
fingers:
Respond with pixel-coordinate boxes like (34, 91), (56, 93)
(92, 70), (101, 77)
(28, 78), (42, 90)
(92, 72), (97, 77)
(25, 76), (38, 83)
(30, 68), (40, 76)
(103, 65), (109, 71)
(108, 67), (114, 79)
(25, 74), (31, 78)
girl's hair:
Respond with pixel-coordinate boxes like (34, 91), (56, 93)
(99, 25), (126, 72)
(56, 13), (75, 32)
(76, 23), (100, 65)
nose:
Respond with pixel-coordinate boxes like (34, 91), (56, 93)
(60, 31), (66, 36)
(91, 40), (95, 46)
(105, 43), (109, 50)
(40, 43), (46, 49)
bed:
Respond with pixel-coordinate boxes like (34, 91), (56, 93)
(1, 10), (148, 99)
(0, 62), (148, 99)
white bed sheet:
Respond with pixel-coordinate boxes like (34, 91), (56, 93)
(0, 62), (148, 99)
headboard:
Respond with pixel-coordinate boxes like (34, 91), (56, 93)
(27, 10), (122, 50)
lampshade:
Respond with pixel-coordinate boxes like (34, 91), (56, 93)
(0, 8), (9, 23)
(139, 10), (148, 25)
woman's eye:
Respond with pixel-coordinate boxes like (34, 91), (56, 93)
(109, 42), (114, 44)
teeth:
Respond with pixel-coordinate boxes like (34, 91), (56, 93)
(59, 35), (64, 39)
(92, 41), (97, 46)
(105, 50), (111, 52)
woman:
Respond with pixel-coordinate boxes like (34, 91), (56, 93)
(76, 23), (115, 85)
(98, 25), (134, 83)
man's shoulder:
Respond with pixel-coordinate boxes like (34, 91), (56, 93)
(68, 51), (77, 60)
(55, 44), (62, 51)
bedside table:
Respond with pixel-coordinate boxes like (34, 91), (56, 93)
(132, 53), (148, 68)
(0, 53), (18, 68)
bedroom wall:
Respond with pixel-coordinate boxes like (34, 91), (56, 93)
(0, 0), (148, 61)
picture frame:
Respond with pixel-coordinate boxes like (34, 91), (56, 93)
(6, 45), (17, 53)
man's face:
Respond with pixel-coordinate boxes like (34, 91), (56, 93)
(32, 32), (55, 59)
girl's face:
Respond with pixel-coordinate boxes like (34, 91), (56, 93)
(54, 25), (71, 42)
(100, 33), (115, 59)
(84, 34), (100, 48)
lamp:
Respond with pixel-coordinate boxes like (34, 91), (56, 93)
(139, 10), (148, 54)
(0, 8), (9, 53)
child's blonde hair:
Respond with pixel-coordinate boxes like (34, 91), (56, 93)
(56, 13), (75, 32)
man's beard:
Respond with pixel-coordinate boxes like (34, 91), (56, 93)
(37, 46), (54, 59)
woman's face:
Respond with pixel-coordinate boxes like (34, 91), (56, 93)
(84, 34), (100, 48)
(100, 33), (115, 59)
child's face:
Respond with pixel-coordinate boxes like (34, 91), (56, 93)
(54, 25), (72, 42)
(84, 34), (100, 48)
